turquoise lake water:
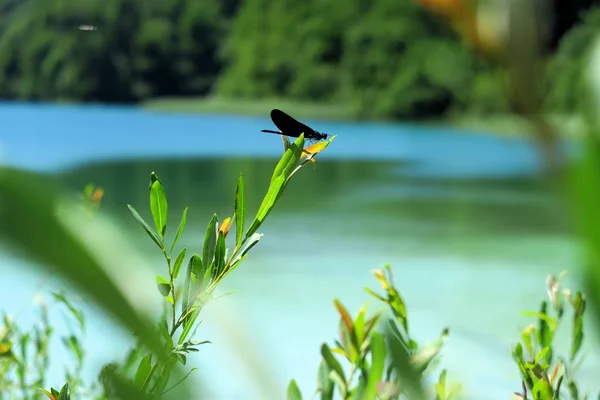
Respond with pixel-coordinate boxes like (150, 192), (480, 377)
(0, 102), (595, 399)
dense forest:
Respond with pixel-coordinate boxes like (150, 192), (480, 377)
(0, 0), (599, 120)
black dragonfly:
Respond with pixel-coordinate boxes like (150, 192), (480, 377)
(261, 109), (328, 142)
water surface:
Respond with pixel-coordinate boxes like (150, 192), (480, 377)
(0, 103), (592, 399)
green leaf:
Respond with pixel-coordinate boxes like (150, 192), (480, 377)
(320, 344), (346, 385)
(213, 231), (227, 280)
(150, 178), (168, 238)
(202, 215), (218, 270)
(100, 363), (155, 400)
(172, 248), (187, 280)
(532, 378), (553, 400)
(181, 255), (195, 316)
(134, 354), (152, 388)
(535, 347), (551, 366)
(384, 319), (426, 400)
(365, 332), (386, 400)
(229, 233), (262, 268)
(411, 329), (449, 374)
(287, 379), (303, 400)
(316, 359), (334, 400)
(270, 135), (304, 183)
(235, 175), (245, 247)
(170, 207), (188, 255)
(153, 355), (177, 394)
(182, 254), (204, 316)
(191, 254), (206, 291)
(156, 275), (171, 297)
(52, 291), (85, 330)
(570, 291), (585, 361)
(354, 306), (367, 344)
(62, 335), (83, 364)
(57, 382), (70, 400)
(245, 175), (286, 237)
(128, 205), (164, 250)
(435, 370), (447, 400)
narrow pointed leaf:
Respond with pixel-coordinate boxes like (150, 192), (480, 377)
(202, 215), (218, 269)
(365, 332), (386, 400)
(235, 175), (245, 247)
(170, 207), (188, 255)
(213, 231), (227, 280)
(230, 233), (262, 267)
(320, 344), (346, 383)
(128, 205), (163, 250)
(245, 175), (285, 237)
(172, 248), (187, 280)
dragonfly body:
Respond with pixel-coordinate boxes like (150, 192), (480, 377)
(261, 109), (328, 141)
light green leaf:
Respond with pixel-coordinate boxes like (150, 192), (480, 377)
(173, 248), (187, 280)
(150, 178), (168, 238)
(202, 215), (218, 269)
(245, 175), (285, 238)
(271, 135), (304, 183)
(235, 175), (245, 247)
(365, 332), (386, 400)
(229, 232), (262, 270)
(287, 379), (302, 400)
(156, 275), (171, 297)
(128, 205), (163, 250)
(170, 207), (188, 255)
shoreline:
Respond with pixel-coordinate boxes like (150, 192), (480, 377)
(141, 96), (580, 138)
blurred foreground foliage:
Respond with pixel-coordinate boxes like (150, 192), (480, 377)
(4, 1), (600, 399)
(0, 0), (599, 120)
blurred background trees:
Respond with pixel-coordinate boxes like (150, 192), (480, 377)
(0, 0), (598, 120)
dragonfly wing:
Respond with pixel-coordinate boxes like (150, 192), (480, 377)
(270, 109), (315, 138)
